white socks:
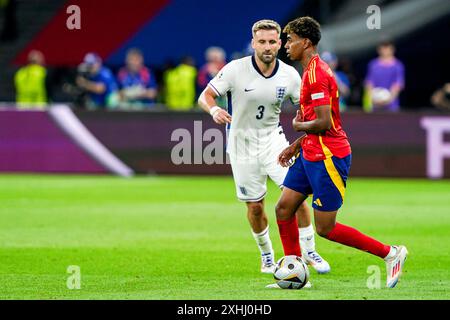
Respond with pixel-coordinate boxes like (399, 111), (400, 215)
(252, 225), (273, 256)
(299, 224), (316, 254)
(252, 224), (316, 256)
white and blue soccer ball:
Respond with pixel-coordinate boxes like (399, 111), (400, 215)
(273, 255), (310, 289)
(371, 87), (392, 105)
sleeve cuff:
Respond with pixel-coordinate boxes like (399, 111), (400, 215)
(208, 83), (222, 96)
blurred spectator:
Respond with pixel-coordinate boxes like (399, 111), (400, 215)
(0, 0), (17, 42)
(197, 47), (226, 108)
(197, 47), (226, 90)
(14, 50), (48, 108)
(364, 39), (405, 112)
(75, 53), (118, 109)
(431, 83), (450, 111)
(117, 48), (157, 109)
(164, 56), (197, 111)
(321, 51), (350, 112)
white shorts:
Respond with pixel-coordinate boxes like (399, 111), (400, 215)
(228, 129), (289, 202)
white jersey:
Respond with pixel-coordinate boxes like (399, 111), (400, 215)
(208, 55), (301, 156)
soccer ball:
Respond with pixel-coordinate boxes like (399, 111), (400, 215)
(371, 87), (391, 105)
(273, 255), (310, 289)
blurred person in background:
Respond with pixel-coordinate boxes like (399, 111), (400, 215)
(164, 56), (197, 111)
(197, 46), (227, 107)
(363, 39), (405, 112)
(431, 83), (450, 111)
(321, 51), (350, 112)
(75, 52), (118, 109)
(14, 50), (48, 108)
(117, 48), (157, 110)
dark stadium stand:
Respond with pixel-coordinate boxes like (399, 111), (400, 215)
(0, 0), (63, 101)
(1, 0), (449, 108)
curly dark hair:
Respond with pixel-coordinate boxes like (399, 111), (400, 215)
(283, 16), (321, 45)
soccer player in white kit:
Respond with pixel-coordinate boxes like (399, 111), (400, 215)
(198, 20), (330, 274)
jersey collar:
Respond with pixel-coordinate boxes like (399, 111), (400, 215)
(251, 55), (279, 79)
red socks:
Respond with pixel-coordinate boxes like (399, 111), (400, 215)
(326, 222), (390, 258)
(277, 216), (301, 256)
(277, 217), (390, 259)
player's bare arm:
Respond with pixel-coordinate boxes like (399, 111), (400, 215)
(388, 84), (402, 103)
(198, 86), (232, 125)
(292, 105), (332, 134)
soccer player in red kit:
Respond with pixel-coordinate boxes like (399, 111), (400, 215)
(276, 16), (408, 288)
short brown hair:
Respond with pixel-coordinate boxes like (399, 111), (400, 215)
(252, 19), (281, 36)
(126, 47), (143, 58)
(283, 16), (321, 45)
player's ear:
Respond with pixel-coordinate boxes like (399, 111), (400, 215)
(251, 38), (256, 50)
(304, 38), (312, 49)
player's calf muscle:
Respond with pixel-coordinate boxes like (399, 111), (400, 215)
(313, 209), (338, 237)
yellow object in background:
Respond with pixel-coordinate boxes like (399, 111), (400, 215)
(164, 63), (197, 111)
(362, 87), (373, 113)
(14, 64), (48, 109)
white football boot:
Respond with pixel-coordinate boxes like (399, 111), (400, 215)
(302, 251), (331, 274)
(260, 251), (276, 274)
(385, 245), (408, 288)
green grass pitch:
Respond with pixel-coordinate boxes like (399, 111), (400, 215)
(0, 174), (449, 300)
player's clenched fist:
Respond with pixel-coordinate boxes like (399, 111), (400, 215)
(278, 134), (305, 167)
(278, 144), (298, 167)
(210, 106), (232, 124)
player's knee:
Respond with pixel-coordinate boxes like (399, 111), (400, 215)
(315, 223), (334, 238)
(247, 202), (264, 218)
(275, 201), (289, 220)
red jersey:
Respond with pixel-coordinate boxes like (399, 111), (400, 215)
(299, 55), (351, 161)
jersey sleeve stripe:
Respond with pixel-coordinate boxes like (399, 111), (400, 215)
(226, 91), (232, 130)
(208, 83), (221, 96)
(311, 61), (317, 83)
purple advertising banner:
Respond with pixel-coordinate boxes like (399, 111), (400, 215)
(76, 110), (450, 178)
(0, 108), (106, 174)
(2, 108), (449, 178)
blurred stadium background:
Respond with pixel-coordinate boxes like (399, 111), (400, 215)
(0, 0), (449, 300)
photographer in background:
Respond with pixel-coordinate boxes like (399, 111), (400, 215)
(75, 53), (118, 109)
